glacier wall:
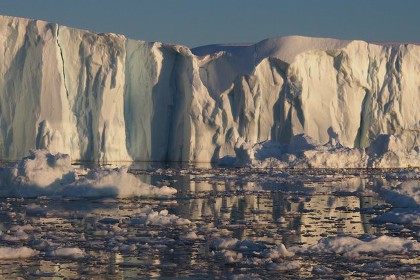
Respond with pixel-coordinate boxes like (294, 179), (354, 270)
(0, 15), (419, 166)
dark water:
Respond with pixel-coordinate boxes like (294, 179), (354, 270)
(0, 166), (418, 279)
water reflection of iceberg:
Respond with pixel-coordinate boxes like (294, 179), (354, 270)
(175, 177), (380, 246)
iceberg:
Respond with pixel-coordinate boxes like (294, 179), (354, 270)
(0, 15), (419, 167)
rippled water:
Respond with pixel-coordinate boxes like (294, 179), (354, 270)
(0, 166), (418, 279)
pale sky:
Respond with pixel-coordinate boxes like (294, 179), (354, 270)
(0, 0), (419, 47)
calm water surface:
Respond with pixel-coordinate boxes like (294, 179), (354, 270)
(0, 165), (418, 279)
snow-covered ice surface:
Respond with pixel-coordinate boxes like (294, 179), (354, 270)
(0, 159), (417, 279)
(0, 15), (419, 167)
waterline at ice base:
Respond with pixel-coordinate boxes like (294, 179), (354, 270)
(0, 15), (419, 168)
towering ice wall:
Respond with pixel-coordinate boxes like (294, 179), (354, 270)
(0, 15), (419, 166)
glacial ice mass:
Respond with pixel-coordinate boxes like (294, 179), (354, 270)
(0, 15), (419, 167)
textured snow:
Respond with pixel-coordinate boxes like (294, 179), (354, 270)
(0, 150), (176, 198)
(0, 15), (419, 167)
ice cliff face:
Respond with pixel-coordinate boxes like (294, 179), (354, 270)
(0, 15), (419, 167)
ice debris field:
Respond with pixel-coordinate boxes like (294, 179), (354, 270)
(0, 149), (416, 278)
(0, 14), (418, 278)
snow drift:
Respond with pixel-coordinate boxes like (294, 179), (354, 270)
(0, 15), (419, 167)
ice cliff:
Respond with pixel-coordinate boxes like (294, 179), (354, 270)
(0, 15), (419, 167)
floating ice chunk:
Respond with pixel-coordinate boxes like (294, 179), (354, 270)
(209, 238), (239, 250)
(209, 228), (234, 239)
(180, 231), (200, 240)
(1, 230), (30, 242)
(0, 150), (176, 198)
(219, 250), (243, 264)
(373, 180), (419, 225)
(232, 139), (370, 169)
(380, 181), (419, 207)
(0, 150), (75, 196)
(229, 133), (419, 169)
(303, 147), (368, 168)
(47, 247), (85, 259)
(311, 265), (333, 274)
(267, 261), (301, 271)
(8, 150), (75, 187)
(9, 224), (35, 232)
(261, 244), (295, 258)
(277, 217), (286, 223)
(230, 274), (262, 280)
(65, 167), (177, 198)
(371, 208), (420, 225)
(292, 235), (420, 258)
(0, 246), (38, 259)
(130, 209), (191, 226)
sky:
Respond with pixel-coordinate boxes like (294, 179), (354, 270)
(0, 0), (419, 47)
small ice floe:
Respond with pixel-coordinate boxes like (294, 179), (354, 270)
(209, 228), (234, 239)
(46, 247), (85, 259)
(277, 216), (286, 223)
(179, 231), (201, 240)
(373, 180), (419, 225)
(129, 209), (191, 226)
(9, 224), (35, 232)
(380, 181), (419, 207)
(230, 274), (262, 280)
(267, 260), (301, 271)
(0, 246), (38, 259)
(114, 244), (137, 253)
(291, 235), (420, 258)
(371, 208), (420, 225)
(261, 244), (295, 258)
(0, 150), (177, 198)
(1, 230), (30, 242)
(311, 265), (333, 274)
(65, 167), (177, 198)
(209, 238), (239, 250)
(218, 250), (243, 264)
